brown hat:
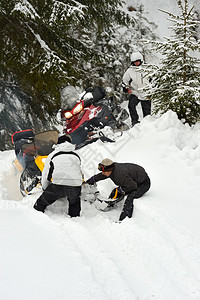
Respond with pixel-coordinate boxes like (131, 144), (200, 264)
(98, 158), (114, 172)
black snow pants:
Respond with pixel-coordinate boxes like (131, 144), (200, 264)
(34, 183), (81, 217)
(128, 94), (151, 126)
(119, 177), (151, 221)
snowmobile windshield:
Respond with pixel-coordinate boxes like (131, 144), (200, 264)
(60, 86), (80, 110)
(34, 130), (58, 156)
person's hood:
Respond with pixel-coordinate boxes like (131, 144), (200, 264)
(130, 51), (143, 63)
(53, 141), (76, 152)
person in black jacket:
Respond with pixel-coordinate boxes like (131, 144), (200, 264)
(86, 158), (151, 221)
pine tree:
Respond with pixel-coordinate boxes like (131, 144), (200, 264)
(144, 0), (200, 125)
(93, 3), (158, 100)
(0, 0), (130, 150)
(0, 0), (158, 149)
(0, 0), (130, 113)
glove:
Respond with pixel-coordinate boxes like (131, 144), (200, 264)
(86, 176), (96, 185)
(109, 187), (125, 199)
(123, 86), (129, 93)
(122, 86), (132, 94)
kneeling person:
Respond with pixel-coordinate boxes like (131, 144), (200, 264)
(34, 135), (82, 217)
(86, 158), (151, 221)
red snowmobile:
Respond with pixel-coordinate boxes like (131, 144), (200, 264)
(58, 86), (129, 148)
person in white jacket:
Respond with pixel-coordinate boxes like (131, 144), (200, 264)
(122, 51), (151, 126)
(33, 135), (82, 217)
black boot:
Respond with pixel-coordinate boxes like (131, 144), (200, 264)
(119, 194), (135, 221)
(33, 201), (45, 213)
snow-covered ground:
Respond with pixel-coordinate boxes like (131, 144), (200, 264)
(1, 110), (200, 300)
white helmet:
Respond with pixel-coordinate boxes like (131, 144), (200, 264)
(130, 52), (143, 63)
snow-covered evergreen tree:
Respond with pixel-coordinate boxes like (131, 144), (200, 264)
(145, 0), (200, 125)
(93, 3), (158, 100)
(0, 0), (158, 149)
(0, 0), (130, 149)
(125, 4), (157, 62)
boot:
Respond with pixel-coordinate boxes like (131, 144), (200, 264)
(119, 198), (134, 221)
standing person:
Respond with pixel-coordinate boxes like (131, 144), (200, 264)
(122, 51), (151, 126)
(86, 158), (151, 221)
(33, 135), (82, 217)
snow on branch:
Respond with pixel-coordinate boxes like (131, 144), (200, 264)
(50, 0), (87, 23)
(158, 5), (195, 20)
(28, 25), (66, 73)
(13, 0), (40, 20)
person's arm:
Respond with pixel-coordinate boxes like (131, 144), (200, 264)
(86, 172), (107, 185)
(122, 69), (133, 94)
(41, 154), (52, 190)
(122, 69), (131, 86)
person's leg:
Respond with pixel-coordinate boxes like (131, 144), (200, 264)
(66, 186), (81, 217)
(119, 177), (151, 221)
(128, 95), (140, 125)
(119, 191), (135, 221)
(141, 100), (151, 117)
(134, 177), (151, 198)
(34, 184), (65, 212)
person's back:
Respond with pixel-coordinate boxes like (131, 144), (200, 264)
(34, 135), (82, 217)
(45, 142), (82, 187)
(112, 162), (148, 185)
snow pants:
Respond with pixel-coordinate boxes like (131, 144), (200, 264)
(34, 183), (81, 217)
(119, 177), (151, 221)
(128, 94), (151, 126)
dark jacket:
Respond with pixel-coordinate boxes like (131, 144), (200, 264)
(93, 162), (150, 194)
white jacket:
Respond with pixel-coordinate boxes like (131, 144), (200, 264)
(41, 141), (82, 190)
(122, 65), (148, 100)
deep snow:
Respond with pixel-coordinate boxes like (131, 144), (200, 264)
(1, 110), (200, 300)
(1, 0), (200, 299)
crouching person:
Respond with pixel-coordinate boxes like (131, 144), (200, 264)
(86, 158), (150, 221)
(33, 135), (82, 217)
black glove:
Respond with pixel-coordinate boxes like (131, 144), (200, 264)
(123, 86), (129, 93)
(86, 176), (96, 185)
(109, 187), (125, 199)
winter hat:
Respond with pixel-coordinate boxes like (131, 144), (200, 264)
(57, 134), (72, 144)
(130, 51), (143, 64)
(98, 158), (114, 172)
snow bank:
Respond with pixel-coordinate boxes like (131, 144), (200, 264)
(1, 111), (200, 300)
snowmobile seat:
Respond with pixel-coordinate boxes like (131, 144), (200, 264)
(90, 86), (106, 102)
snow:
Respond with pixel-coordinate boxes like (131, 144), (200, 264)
(0, 103), (4, 113)
(1, 0), (200, 299)
(126, 0), (199, 38)
(13, 0), (40, 20)
(27, 26), (66, 73)
(1, 110), (200, 300)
